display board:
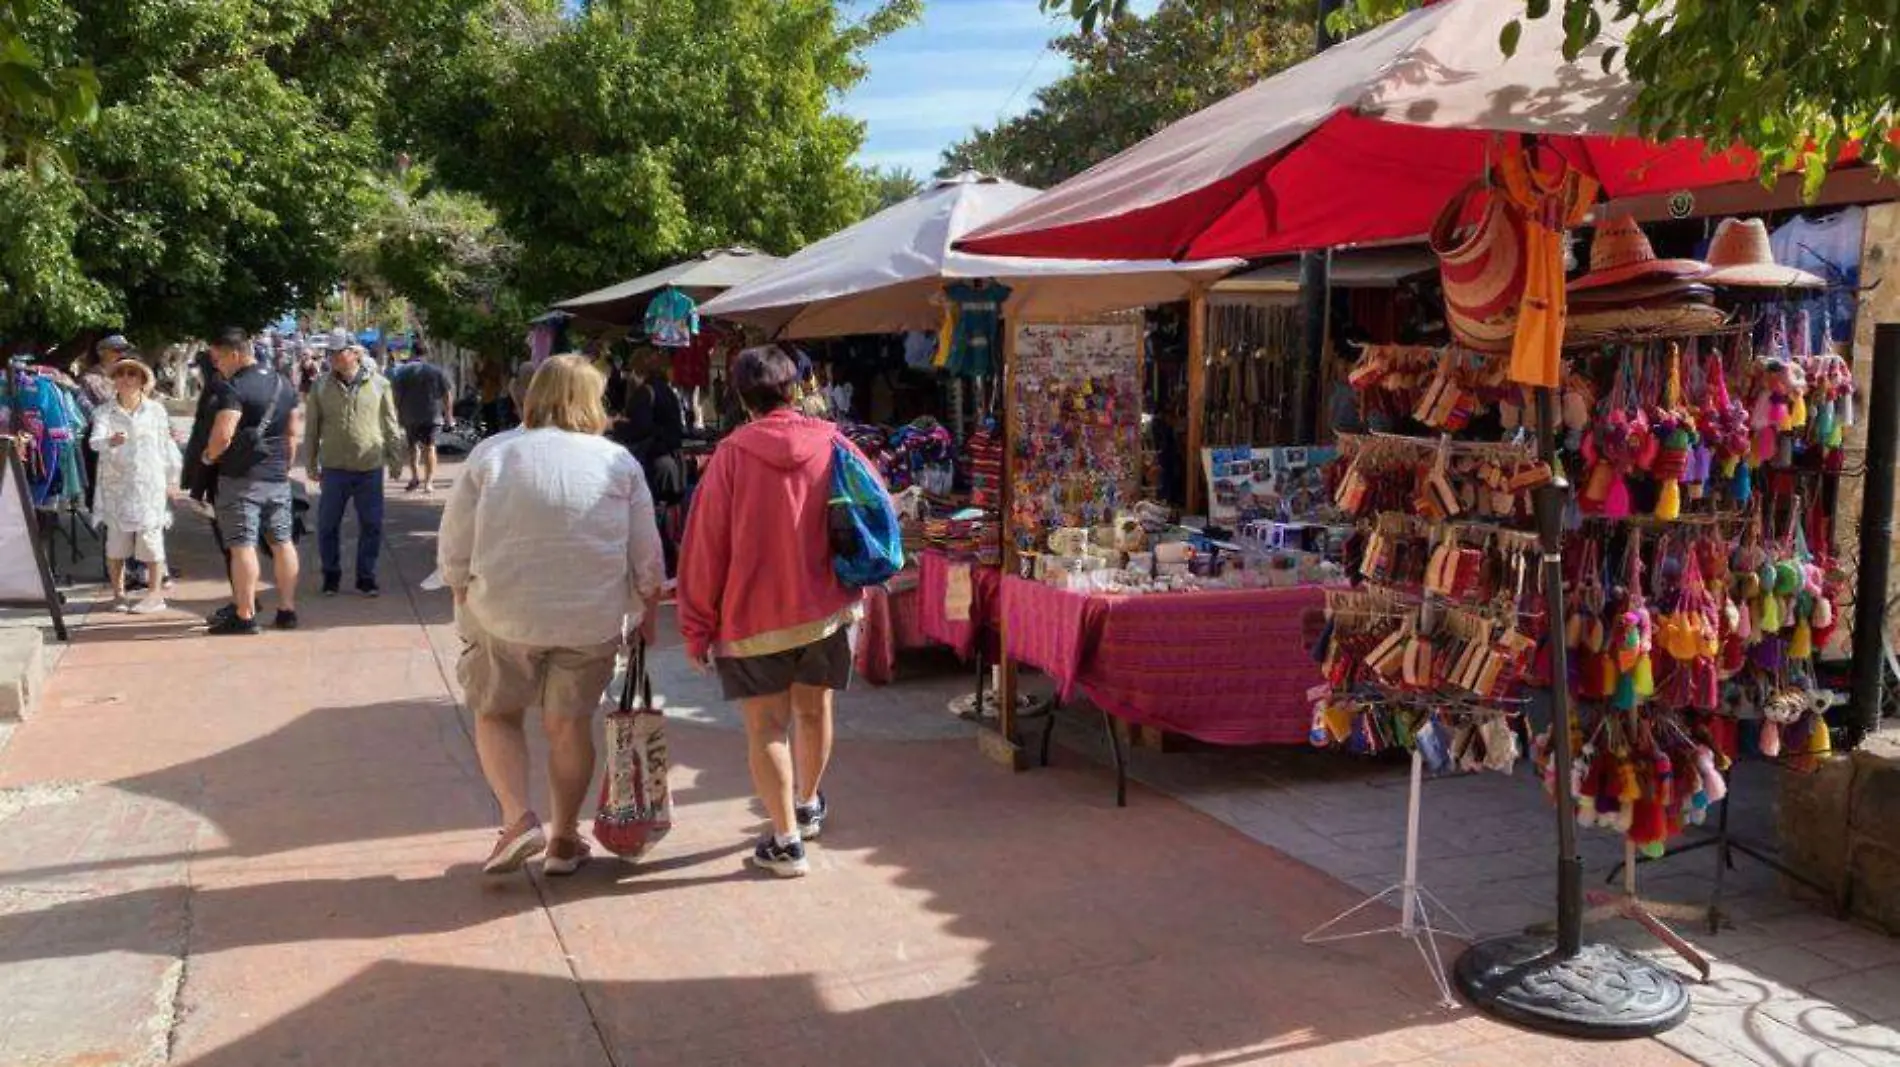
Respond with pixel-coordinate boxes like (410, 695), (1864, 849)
(1200, 445), (1338, 528)
(0, 440), (67, 640)
(1006, 322), (1143, 552)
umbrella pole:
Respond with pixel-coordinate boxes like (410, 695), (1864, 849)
(1452, 387), (1690, 1038)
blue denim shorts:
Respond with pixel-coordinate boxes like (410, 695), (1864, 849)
(216, 477), (294, 547)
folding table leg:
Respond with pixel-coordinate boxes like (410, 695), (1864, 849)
(1102, 708), (1127, 807)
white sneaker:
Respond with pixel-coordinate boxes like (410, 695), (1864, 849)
(128, 598), (168, 615)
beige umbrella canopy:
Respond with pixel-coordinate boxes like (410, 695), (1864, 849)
(552, 247), (782, 327)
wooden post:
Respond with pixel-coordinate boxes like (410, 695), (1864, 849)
(983, 316), (1027, 770)
(1185, 284), (1208, 515)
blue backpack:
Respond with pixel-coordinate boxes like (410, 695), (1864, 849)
(828, 439), (904, 588)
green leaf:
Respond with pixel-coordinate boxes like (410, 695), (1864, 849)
(1499, 19), (1522, 56)
(1599, 44), (1620, 72)
(1526, 0), (1550, 20)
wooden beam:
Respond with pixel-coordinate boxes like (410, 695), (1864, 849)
(988, 316), (1025, 771)
(1184, 284), (1208, 516)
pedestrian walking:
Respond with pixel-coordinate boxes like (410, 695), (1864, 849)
(303, 343), (404, 598)
(676, 347), (879, 878)
(88, 359), (181, 613)
(201, 328), (303, 635)
(390, 348), (453, 495)
(438, 354), (666, 877)
(610, 350), (685, 576)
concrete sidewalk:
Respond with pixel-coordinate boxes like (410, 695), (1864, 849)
(0, 474), (1697, 1067)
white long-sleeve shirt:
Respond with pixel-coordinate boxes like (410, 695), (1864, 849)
(437, 428), (666, 648)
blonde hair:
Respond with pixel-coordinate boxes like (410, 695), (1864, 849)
(523, 354), (608, 434)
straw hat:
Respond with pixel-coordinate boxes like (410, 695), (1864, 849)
(107, 358), (156, 391)
(1567, 302), (1730, 344)
(1569, 278), (1716, 309)
(1569, 216), (1709, 292)
(1431, 185), (1526, 354)
(1702, 218), (1825, 289)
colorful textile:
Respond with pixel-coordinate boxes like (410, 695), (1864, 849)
(1497, 140), (1598, 389)
(854, 578), (928, 686)
(1002, 578), (1327, 746)
(644, 287), (700, 348)
(919, 550), (1001, 660)
(943, 281), (1011, 378)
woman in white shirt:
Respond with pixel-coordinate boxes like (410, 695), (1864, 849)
(438, 355), (666, 877)
(89, 360), (182, 613)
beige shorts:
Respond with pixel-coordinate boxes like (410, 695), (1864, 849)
(105, 526), (166, 563)
(458, 615), (620, 719)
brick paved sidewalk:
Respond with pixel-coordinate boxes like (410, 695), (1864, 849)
(0, 473), (1697, 1067)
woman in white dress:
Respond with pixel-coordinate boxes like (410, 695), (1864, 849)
(89, 360), (183, 612)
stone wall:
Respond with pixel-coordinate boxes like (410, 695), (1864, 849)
(1779, 748), (1900, 932)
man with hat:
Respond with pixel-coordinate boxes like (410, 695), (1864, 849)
(304, 342), (404, 597)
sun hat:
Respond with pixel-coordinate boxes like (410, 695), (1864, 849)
(1566, 302), (1730, 344)
(324, 327), (353, 351)
(1430, 183), (1526, 354)
(1568, 278), (1718, 309)
(1569, 216), (1709, 292)
(1702, 218), (1825, 289)
(107, 359), (156, 390)
(98, 334), (132, 352)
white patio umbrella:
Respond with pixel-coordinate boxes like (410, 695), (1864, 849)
(698, 173), (1240, 338)
(553, 247), (782, 327)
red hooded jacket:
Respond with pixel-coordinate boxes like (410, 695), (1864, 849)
(677, 409), (872, 662)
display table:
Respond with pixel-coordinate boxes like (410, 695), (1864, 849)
(1002, 577), (1329, 798)
(856, 572), (928, 686)
(918, 549), (1003, 658)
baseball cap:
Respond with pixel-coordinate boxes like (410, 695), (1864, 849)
(324, 328), (352, 351)
(98, 334), (131, 352)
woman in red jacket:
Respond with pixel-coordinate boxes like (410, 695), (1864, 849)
(677, 347), (870, 878)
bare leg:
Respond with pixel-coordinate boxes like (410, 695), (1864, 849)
(791, 684), (834, 807)
(542, 712), (596, 840)
(474, 711), (533, 827)
(107, 558), (126, 600)
(740, 692), (797, 836)
(229, 546), (261, 619)
(422, 445), (439, 491)
(268, 538), (299, 612)
(407, 442), (422, 486)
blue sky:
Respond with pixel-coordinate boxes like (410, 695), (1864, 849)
(840, 0), (1152, 180)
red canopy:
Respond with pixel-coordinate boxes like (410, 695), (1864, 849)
(958, 0), (1775, 261)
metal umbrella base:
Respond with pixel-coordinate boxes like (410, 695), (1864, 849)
(1455, 935), (1691, 1039)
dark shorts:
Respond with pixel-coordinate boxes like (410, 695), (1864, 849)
(715, 627), (854, 701)
(405, 423), (439, 448)
(215, 477), (294, 547)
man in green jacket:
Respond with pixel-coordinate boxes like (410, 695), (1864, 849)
(303, 344), (405, 597)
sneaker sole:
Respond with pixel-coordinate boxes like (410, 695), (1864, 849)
(543, 854), (589, 877)
(797, 821), (823, 841)
(748, 854), (811, 878)
(483, 830), (547, 875)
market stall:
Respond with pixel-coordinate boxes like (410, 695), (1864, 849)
(956, 0), (1900, 1036)
(700, 174), (1240, 711)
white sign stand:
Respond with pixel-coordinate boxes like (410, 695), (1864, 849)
(0, 439), (69, 641)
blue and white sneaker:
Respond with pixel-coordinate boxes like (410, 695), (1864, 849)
(750, 836), (810, 878)
(795, 793), (828, 841)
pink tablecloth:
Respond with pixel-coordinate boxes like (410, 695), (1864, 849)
(918, 550), (1002, 660)
(1002, 577), (1328, 746)
(856, 576), (928, 686)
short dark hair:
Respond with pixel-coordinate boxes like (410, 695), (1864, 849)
(212, 327), (251, 355)
(731, 347), (798, 414)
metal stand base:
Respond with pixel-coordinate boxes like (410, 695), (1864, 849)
(1606, 779), (1841, 930)
(1539, 840), (1711, 981)
(1455, 935), (1692, 1039)
(1305, 749), (1472, 1008)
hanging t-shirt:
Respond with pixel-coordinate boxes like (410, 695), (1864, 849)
(943, 281), (1012, 379)
(1771, 208), (1865, 350)
(903, 331), (937, 370)
(644, 287), (700, 348)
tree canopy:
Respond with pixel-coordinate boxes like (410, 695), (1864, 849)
(1, 0), (918, 361)
(942, 0), (1312, 188)
(1037, 0), (1900, 196)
